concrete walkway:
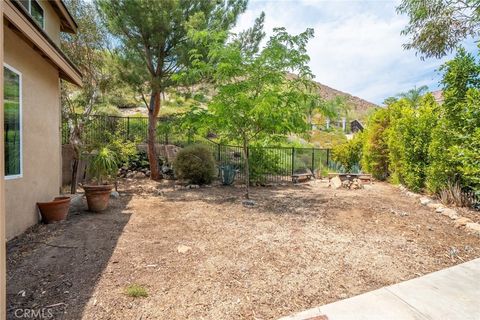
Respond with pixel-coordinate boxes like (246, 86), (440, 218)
(280, 258), (480, 320)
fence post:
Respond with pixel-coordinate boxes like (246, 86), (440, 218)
(291, 147), (295, 176)
(217, 144), (221, 162)
(311, 148), (315, 176)
(127, 117), (130, 141)
(326, 149), (330, 168)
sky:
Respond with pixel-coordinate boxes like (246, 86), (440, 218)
(232, 0), (476, 105)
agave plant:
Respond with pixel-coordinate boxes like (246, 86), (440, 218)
(88, 147), (118, 185)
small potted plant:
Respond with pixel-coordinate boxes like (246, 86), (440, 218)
(83, 146), (118, 212)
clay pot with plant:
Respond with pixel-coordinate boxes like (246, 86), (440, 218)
(83, 147), (118, 212)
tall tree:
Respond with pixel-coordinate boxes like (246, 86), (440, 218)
(61, 0), (110, 193)
(97, 0), (247, 180)
(397, 85), (429, 107)
(189, 26), (316, 198)
(397, 0), (480, 59)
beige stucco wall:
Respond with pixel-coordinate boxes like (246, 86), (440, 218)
(42, 0), (61, 45)
(4, 24), (61, 240)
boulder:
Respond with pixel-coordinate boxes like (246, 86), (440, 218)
(330, 176), (342, 189)
(419, 197), (432, 206)
(465, 223), (480, 236)
(427, 202), (443, 209)
(454, 217), (473, 228)
(441, 208), (459, 220)
(110, 191), (120, 199)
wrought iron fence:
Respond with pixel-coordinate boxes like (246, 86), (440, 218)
(62, 114), (332, 183)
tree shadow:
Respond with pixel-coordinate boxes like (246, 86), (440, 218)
(6, 194), (133, 319)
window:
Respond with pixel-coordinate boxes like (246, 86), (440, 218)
(4, 65), (22, 179)
(18, 0), (44, 29)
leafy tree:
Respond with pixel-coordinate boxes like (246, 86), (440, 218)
(61, 0), (110, 193)
(397, 0), (480, 59)
(332, 132), (364, 173)
(97, 0), (247, 179)
(427, 48), (480, 192)
(189, 26), (316, 198)
(396, 85), (429, 107)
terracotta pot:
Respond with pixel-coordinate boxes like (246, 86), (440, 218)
(83, 184), (114, 212)
(37, 197), (71, 223)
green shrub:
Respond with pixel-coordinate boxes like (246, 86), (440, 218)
(125, 284), (148, 298)
(248, 148), (284, 184)
(332, 132), (364, 173)
(361, 108), (390, 180)
(174, 144), (215, 185)
(88, 147), (118, 184)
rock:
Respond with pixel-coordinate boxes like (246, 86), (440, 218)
(427, 202), (443, 209)
(134, 171), (145, 179)
(465, 223), (480, 236)
(435, 207), (446, 213)
(242, 200), (256, 207)
(177, 245), (191, 254)
(454, 217), (473, 228)
(145, 170), (151, 177)
(110, 191), (120, 199)
(441, 208), (459, 220)
(330, 176), (342, 189)
(419, 197), (432, 205)
(126, 171), (135, 178)
(187, 184), (200, 189)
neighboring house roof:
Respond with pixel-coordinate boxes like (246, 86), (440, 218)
(431, 90), (444, 104)
(5, 0), (82, 86)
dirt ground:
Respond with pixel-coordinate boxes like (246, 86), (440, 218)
(7, 179), (480, 320)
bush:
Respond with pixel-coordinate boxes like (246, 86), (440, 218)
(174, 144), (215, 185)
(332, 131), (364, 173)
(248, 147), (284, 184)
(361, 108), (390, 180)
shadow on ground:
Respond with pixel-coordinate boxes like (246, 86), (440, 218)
(6, 194), (133, 320)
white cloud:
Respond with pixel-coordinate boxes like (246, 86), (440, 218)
(233, 0), (452, 104)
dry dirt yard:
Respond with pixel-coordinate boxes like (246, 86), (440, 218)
(7, 179), (480, 320)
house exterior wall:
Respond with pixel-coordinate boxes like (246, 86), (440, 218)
(4, 24), (61, 240)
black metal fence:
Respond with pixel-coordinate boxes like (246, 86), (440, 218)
(62, 114), (332, 183)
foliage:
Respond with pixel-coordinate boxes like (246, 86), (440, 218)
(183, 24), (317, 197)
(332, 132), (364, 173)
(174, 144), (215, 185)
(361, 108), (391, 180)
(387, 95), (439, 191)
(397, 0), (480, 59)
(97, 0), (247, 179)
(396, 85), (429, 107)
(248, 148), (284, 184)
(87, 147), (118, 184)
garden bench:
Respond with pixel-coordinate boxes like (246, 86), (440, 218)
(292, 171), (313, 183)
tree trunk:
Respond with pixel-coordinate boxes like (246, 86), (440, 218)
(242, 139), (250, 199)
(147, 91), (162, 180)
(70, 158), (79, 194)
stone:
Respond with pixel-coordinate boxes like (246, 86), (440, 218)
(441, 208), (459, 220)
(435, 207), (446, 213)
(330, 176), (342, 189)
(110, 191), (120, 199)
(242, 200), (256, 207)
(145, 170), (151, 177)
(187, 184), (200, 189)
(134, 171), (145, 179)
(420, 197), (432, 206)
(177, 245), (191, 254)
(126, 171), (135, 178)
(465, 223), (480, 236)
(427, 202), (443, 209)
(454, 217), (473, 228)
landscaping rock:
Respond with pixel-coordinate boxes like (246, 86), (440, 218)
(242, 200), (256, 207)
(441, 208), (459, 220)
(427, 202), (443, 209)
(134, 172), (145, 179)
(177, 245), (192, 254)
(465, 223), (480, 236)
(187, 184), (200, 189)
(419, 197), (431, 205)
(454, 217), (473, 228)
(110, 191), (120, 199)
(330, 176), (342, 189)
(435, 207), (446, 213)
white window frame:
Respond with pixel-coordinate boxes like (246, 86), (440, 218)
(20, 0), (45, 29)
(4, 63), (23, 180)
